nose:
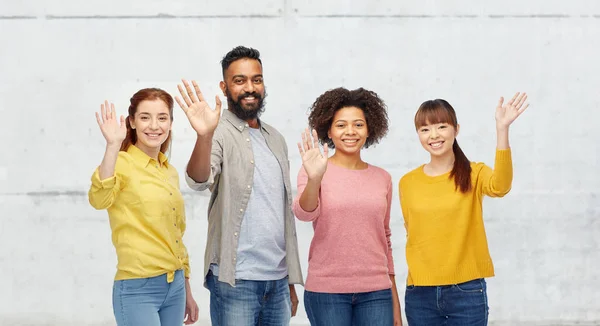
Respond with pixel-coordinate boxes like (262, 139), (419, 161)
(345, 125), (357, 135)
(150, 118), (159, 129)
(243, 80), (255, 93)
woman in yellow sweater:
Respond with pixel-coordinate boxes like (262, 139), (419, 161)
(88, 88), (199, 325)
(398, 93), (528, 325)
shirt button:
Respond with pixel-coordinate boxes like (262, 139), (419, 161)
(250, 160), (254, 164)
(170, 193), (173, 196)
(233, 257), (237, 262)
(245, 123), (249, 127)
(247, 185), (251, 189)
(239, 208), (243, 212)
(172, 208), (175, 211)
(234, 232), (238, 237)
(246, 138), (250, 142)
(174, 223), (177, 227)
(155, 164), (158, 168)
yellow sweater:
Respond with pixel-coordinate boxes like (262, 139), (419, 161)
(398, 149), (513, 286)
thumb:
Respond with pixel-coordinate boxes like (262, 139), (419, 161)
(497, 97), (504, 109)
(215, 95), (222, 113)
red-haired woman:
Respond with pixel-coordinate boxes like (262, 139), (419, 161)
(88, 88), (199, 325)
(399, 93), (529, 325)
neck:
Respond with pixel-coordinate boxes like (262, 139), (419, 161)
(329, 151), (367, 170)
(135, 143), (161, 163)
(247, 118), (259, 129)
(426, 152), (455, 175)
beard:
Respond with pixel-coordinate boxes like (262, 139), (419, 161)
(226, 87), (267, 121)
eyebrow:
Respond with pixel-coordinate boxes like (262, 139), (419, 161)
(137, 112), (169, 115)
(232, 74), (263, 79)
(334, 119), (366, 123)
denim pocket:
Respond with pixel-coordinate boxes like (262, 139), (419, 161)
(121, 277), (150, 291)
(454, 279), (484, 293)
(405, 285), (416, 291)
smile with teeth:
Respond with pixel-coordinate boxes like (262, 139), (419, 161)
(429, 141), (444, 149)
(145, 133), (162, 138)
(342, 139), (359, 144)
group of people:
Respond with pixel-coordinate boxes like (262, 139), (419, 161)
(88, 45), (529, 326)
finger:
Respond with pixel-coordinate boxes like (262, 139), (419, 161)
(193, 305), (199, 321)
(183, 79), (199, 103)
(105, 101), (112, 120)
(215, 95), (222, 113)
(95, 112), (102, 126)
(111, 103), (116, 121)
(515, 93), (527, 109)
(311, 129), (319, 149)
(100, 103), (107, 123)
(175, 96), (188, 113)
(323, 142), (329, 157)
(517, 103), (530, 116)
(120, 115), (126, 128)
(192, 80), (206, 102)
(178, 83), (193, 107)
(301, 130), (310, 152)
(297, 142), (304, 156)
(496, 97), (504, 109)
(305, 128), (314, 151)
(507, 92), (519, 106)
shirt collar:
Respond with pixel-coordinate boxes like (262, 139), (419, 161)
(222, 109), (270, 135)
(127, 144), (169, 167)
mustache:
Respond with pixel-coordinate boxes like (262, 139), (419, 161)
(237, 92), (262, 100)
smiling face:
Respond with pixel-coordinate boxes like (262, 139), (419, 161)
(414, 99), (460, 159)
(417, 122), (459, 157)
(220, 58), (266, 120)
(327, 106), (369, 156)
(130, 99), (172, 154)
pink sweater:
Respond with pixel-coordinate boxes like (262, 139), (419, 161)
(293, 162), (395, 293)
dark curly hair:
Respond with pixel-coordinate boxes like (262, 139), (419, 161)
(308, 87), (389, 149)
(221, 46), (262, 78)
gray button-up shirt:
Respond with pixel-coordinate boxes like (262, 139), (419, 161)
(186, 109), (304, 287)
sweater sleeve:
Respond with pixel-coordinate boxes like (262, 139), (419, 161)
(384, 180), (395, 275)
(292, 166), (321, 222)
(477, 149), (513, 197)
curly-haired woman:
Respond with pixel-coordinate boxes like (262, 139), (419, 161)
(292, 87), (402, 326)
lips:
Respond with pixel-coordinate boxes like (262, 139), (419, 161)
(429, 141), (444, 149)
(145, 133), (162, 139)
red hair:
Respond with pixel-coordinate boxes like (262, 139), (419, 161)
(120, 88), (174, 154)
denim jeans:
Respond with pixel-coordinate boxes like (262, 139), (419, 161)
(206, 270), (291, 326)
(112, 270), (186, 326)
(405, 278), (489, 326)
(304, 289), (394, 326)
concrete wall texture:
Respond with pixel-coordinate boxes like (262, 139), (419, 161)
(1, 0), (598, 325)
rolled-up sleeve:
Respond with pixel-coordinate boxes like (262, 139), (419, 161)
(186, 133), (223, 192)
(88, 153), (130, 210)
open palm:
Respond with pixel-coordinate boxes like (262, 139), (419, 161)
(496, 92), (529, 129)
(176, 79), (222, 136)
(297, 129), (329, 181)
(95, 100), (126, 146)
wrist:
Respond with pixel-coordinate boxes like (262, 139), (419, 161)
(105, 142), (121, 151)
(196, 131), (215, 139)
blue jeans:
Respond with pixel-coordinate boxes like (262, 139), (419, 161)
(405, 278), (489, 326)
(112, 270), (186, 326)
(304, 289), (394, 326)
(206, 270), (291, 326)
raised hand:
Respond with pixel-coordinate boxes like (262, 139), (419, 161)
(176, 80), (222, 136)
(95, 100), (127, 146)
(495, 92), (529, 129)
(297, 129), (329, 181)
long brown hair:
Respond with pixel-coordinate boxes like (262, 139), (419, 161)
(120, 88), (174, 154)
(415, 99), (472, 193)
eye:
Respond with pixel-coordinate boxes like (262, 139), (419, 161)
(336, 124), (345, 128)
(159, 117), (168, 121)
(234, 79), (244, 84)
(253, 78), (263, 84)
(355, 123), (364, 128)
(420, 128), (429, 132)
(140, 116), (149, 121)
(439, 125), (447, 129)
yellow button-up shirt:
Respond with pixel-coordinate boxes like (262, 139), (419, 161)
(88, 145), (190, 282)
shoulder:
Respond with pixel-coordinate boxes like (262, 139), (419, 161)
(367, 164), (392, 183)
(400, 166), (423, 186)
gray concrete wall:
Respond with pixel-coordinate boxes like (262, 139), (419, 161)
(1, 1), (598, 325)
